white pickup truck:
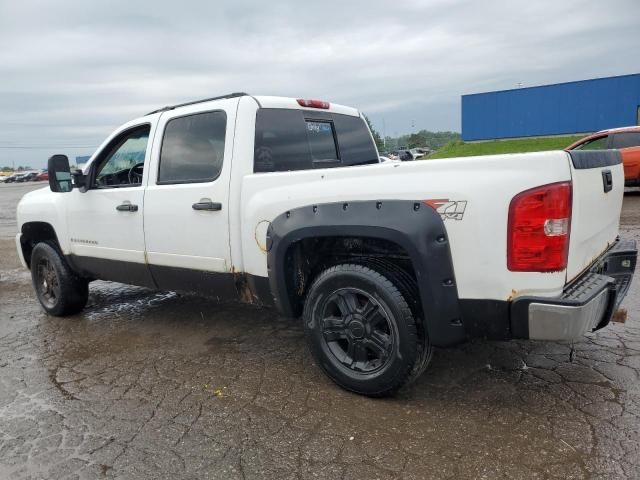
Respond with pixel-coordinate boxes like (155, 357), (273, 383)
(16, 93), (637, 396)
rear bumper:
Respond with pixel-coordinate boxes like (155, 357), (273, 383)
(511, 238), (637, 341)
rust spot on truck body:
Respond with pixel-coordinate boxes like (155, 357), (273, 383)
(231, 269), (260, 305)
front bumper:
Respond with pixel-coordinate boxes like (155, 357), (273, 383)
(511, 238), (637, 341)
(15, 233), (27, 269)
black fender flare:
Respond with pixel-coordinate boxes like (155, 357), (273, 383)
(266, 200), (465, 347)
(20, 221), (60, 268)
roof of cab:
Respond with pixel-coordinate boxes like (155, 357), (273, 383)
(146, 93), (360, 117)
(146, 92), (248, 115)
(252, 96), (360, 117)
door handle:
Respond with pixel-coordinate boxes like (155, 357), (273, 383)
(192, 201), (222, 211)
(116, 203), (138, 212)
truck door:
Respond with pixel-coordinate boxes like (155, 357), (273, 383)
(65, 121), (156, 287)
(143, 99), (237, 296)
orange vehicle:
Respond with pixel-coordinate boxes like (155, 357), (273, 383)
(567, 126), (640, 187)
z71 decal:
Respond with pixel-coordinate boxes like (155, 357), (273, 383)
(423, 199), (468, 221)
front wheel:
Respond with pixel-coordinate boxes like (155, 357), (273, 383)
(303, 264), (423, 397)
(30, 242), (89, 316)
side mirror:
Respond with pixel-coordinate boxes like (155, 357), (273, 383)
(48, 155), (89, 193)
(48, 155), (72, 193)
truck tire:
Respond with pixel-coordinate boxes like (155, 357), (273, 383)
(303, 263), (421, 397)
(351, 257), (434, 385)
(30, 242), (89, 316)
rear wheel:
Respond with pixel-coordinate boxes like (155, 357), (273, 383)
(303, 263), (424, 397)
(30, 242), (88, 316)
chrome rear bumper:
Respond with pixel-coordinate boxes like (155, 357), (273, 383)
(511, 238), (637, 341)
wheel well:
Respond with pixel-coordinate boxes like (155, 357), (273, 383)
(20, 222), (59, 268)
(283, 236), (418, 317)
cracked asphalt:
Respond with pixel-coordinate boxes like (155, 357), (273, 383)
(1, 182), (640, 479)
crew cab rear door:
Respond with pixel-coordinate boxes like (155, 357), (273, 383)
(566, 149), (625, 281)
(143, 98), (237, 295)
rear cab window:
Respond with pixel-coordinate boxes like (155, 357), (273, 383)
(254, 109), (378, 173)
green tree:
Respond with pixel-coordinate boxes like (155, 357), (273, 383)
(384, 136), (398, 151)
(363, 114), (385, 151)
(407, 132), (429, 149)
(392, 130), (460, 151)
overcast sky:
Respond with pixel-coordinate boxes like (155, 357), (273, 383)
(1, 0), (639, 168)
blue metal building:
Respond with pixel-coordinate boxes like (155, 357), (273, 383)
(461, 73), (640, 141)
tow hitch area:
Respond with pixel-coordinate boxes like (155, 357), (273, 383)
(510, 237), (637, 340)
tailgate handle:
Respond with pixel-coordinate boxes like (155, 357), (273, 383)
(602, 169), (613, 193)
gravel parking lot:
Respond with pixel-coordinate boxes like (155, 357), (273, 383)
(1, 182), (639, 479)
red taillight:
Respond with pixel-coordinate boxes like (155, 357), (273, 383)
(507, 181), (572, 272)
(297, 98), (330, 109)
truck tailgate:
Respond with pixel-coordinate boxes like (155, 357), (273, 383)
(566, 150), (625, 282)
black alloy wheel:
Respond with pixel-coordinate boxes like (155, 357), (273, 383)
(30, 242), (89, 316)
(303, 263), (422, 397)
(34, 256), (61, 309)
(319, 288), (394, 374)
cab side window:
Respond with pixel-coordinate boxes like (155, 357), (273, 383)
(95, 125), (150, 188)
(158, 111), (227, 184)
(574, 135), (609, 151)
(612, 132), (640, 149)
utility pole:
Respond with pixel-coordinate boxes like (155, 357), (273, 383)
(382, 117), (387, 148)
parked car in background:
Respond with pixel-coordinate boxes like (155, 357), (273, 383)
(409, 148), (430, 160)
(16, 172), (38, 182)
(33, 172), (49, 181)
(11, 173), (29, 182)
(397, 149), (414, 161)
(3, 174), (18, 183)
(567, 126), (640, 187)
